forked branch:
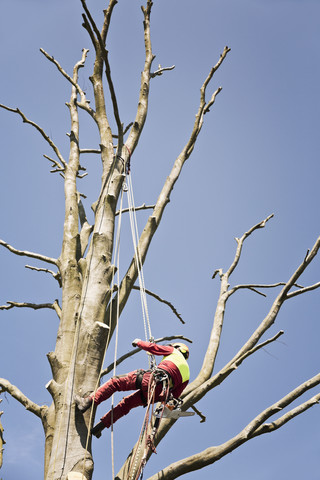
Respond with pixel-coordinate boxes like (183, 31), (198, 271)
(227, 213), (274, 277)
(40, 48), (94, 117)
(147, 374), (320, 480)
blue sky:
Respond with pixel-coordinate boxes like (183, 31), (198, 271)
(1, 0), (320, 479)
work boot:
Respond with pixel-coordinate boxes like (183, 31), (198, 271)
(91, 421), (105, 439)
(74, 394), (93, 413)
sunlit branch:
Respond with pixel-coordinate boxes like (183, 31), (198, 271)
(79, 148), (101, 154)
(243, 372), (320, 438)
(228, 282), (304, 298)
(125, 0), (155, 154)
(0, 378), (45, 419)
(285, 281), (320, 299)
(0, 300), (61, 318)
(0, 239), (57, 266)
(0, 104), (67, 169)
(230, 234), (320, 362)
(25, 265), (62, 287)
(184, 330), (285, 406)
(226, 214), (274, 278)
(81, 0), (122, 136)
(40, 48), (94, 117)
(43, 154), (65, 173)
(115, 203), (155, 216)
(147, 374), (320, 480)
(252, 392), (320, 437)
(150, 64), (175, 78)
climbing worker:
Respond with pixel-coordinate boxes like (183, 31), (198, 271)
(74, 339), (190, 438)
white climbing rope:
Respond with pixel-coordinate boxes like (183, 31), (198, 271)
(126, 173), (153, 348)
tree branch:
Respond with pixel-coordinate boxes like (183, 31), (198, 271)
(0, 378), (45, 419)
(0, 104), (67, 170)
(228, 233), (320, 362)
(191, 405), (206, 423)
(181, 330), (285, 408)
(79, 148), (101, 154)
(132, 285), (185, 324)
(0, 239), (57, 266)
(150, 64), (175, 78)
(40, 48), (94, 117)
(81, 0), (122, 136)
(0, 300), (61, 318)
(285, 281), (320, 299)
(146, 374), (320, 480)
(25, 264), (62, 287)
(227, 282), (303, 298)
(115, 203), (155, 216)
(125, 0), (155, 154)
(243, 372), (320, 438)
(252, 392), (320, 438)
(226, 214), (274, 278)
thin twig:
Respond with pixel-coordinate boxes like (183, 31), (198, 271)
(25, 265), (62, 287)
(226, 214), (274, 278)
(39, 48), (93, 117)
(132, 285), (185, 324)
(115, 203), (155, 216)
(150, 65), (175, 78)
(0, 239), (57, 266)
(228, 282), (303, 297)
(191, 405), (206, 423)
(0, 300), (60, 313)
(0, 104), (67, 169)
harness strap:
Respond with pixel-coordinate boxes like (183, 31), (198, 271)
(135, 368), (172, 406)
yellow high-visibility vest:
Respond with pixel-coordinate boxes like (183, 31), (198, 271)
(163, 349), (190, 383)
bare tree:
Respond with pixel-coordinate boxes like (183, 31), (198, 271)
(1, 2), (319, 480)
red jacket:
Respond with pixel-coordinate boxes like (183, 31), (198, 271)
(137, 340), (190, 398)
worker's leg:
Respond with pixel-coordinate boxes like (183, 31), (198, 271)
(92, 370), (138, 405)
(75, 370), (139, 413)
(100, 390), (144, 428)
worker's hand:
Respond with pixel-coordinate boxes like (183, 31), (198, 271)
(132, 338), (141, 347)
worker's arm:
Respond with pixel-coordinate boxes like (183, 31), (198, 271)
(132, 339), (174, 356)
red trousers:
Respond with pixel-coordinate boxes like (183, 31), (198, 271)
(91, 370), (165, 428)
